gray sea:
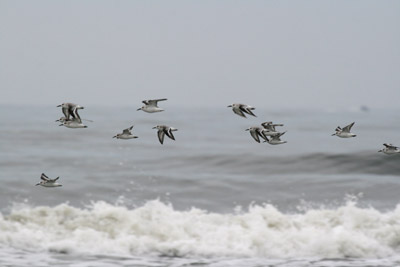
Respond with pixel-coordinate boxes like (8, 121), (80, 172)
(1, 104), (400, 267)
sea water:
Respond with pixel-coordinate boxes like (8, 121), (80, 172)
(0, 105), (399, 266)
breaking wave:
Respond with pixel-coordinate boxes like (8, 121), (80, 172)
(1, 200), (399, 259)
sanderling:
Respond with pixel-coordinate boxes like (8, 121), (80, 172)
(332, 122), (356, 138)
(227, 103), (256, 118)
(57, 103), (84, 122)
(379, 143), (400, 155)
(246, 127), (268, 143)
(36, 173), (62, 187)
(59, 118), (88, 128)
(113, 126), (138, 139)
(152, 125), (177, 144)
(261, 121), (284, 136)
(137, 98), (167, 113)
(264, 131), (287, 145)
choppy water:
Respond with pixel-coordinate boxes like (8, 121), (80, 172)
(1, 105), (400, 266)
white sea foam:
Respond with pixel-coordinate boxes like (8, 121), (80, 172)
(0, 200), (399, 259)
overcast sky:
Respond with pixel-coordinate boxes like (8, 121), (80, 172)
(0, 1), (399, 109)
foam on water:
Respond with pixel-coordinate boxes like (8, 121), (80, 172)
(1, 200), (399, 259)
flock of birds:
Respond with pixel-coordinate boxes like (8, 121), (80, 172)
(35, 99), (399, 187)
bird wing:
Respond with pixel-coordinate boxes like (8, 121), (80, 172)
(279, 131), (287, 137)
(157, 129), (165, 144)
(61, 106), (70, 119)
(232, 107), (246, 117)
(50, 176), (60, 182)
(122, 126), (133, 135)
(71, 107), (82, 123)
(147, 98), (167, 106)
(270, 135), (280, 141)
(257, 129), (269, 141)
(165, 128), (176, 140)
(342, 122), (355, 132)
(383, 143), (396, 149)
(249, 129), (261, 143)
(261, 122), (273, 130)
(41, 173), (50, 181)
(273, 131), (286, 140)
(153, 98), (167, 102)
(240, 105), (256, 117)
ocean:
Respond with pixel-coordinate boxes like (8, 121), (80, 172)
(0, 104), (399, 267)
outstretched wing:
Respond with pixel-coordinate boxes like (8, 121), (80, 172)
(342, 122), (355, 132)
(153, 98), (167, 103)
(258, 129), (269, 141)
(249, 129), (261, 143)
(383, 143), (396, 149)
(165, 128), (176, 140)
(71, 107), (82, 123)
(157, 129), (165, 144)
(232, 107), (246, 117)
(261, 121), (273, 130)
(241, 106), (256, 117)
(61, 106), (70, 119)
(145, 98), (167, 106)
(50, 176), (60, 182)
(41, 173), (50, 181)
(272, 131), (286, 140)
(122, 126), (133, 135)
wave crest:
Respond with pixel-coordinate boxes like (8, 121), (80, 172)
(1, 200), (399, 258)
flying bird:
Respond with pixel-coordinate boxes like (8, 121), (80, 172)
(261, 121), (284, 136)
(137, 98), (168, 113)
(332, 122), (356, 138)
(264, 131), (287, 145)
(113, 126), (138, 139)
(152, 125), (178, 144)
(246, 127), (268, 143)
(378, 143), (400, 155)
(59, 118), (88, 128)
(227, 103), (256, 118)
(35, 173), (62, 187)
(57, 103), (84, 122)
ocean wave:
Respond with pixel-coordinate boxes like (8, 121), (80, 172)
(1, 200), (399, 259)
(158, 153), (400, 175)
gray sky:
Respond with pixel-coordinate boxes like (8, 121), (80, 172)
(1, 1), (399, 109)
